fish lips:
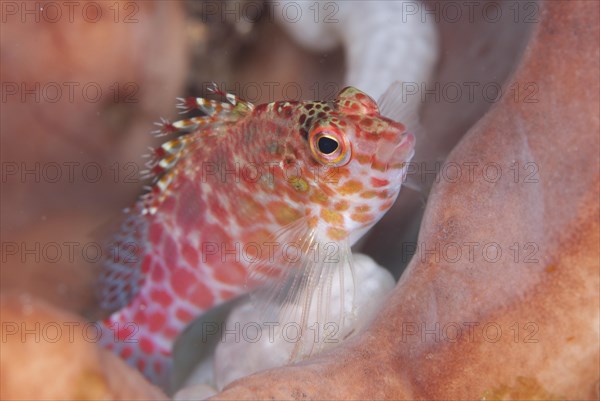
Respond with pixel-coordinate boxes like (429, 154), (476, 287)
(375, 131), (416, 172)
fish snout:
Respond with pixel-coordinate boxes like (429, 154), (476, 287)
(390, 132), (415, 167)
(374, 131), (415, 170)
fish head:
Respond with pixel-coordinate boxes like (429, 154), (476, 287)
(297, 86), (415, 244)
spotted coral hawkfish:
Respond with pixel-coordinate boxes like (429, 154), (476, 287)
(97, 83), (415, 386)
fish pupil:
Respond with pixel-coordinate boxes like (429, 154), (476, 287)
(318, 136), (339, 154)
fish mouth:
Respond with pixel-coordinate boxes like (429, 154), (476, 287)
(389, 131), (416, 168)
(374, 131), (416, 171)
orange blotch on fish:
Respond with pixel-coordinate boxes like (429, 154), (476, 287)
(334, 200), (350, 211)
(330, 166), (350, 180)
(243, 243), (266, 263)
(321, 209), (345, 225)
(382, 130), (402, 141)
(327, 227), (348, 241)
(270, 201), (303, 225)
(356, 154), (371, 165)
(371, 159), (387, 172)
(363, 130), (382, 142)
(307, 215), (319, 229)
(235, 194), (266, 225)
(377, 190), (390, 199)
(371, 177), (390, 187)
(246, 228), (272, 248)
(355, 204), (371, 213)
(360, 190), (378, 199)
(379, 199), (395, 211)
(285, 179), (310, 203)
(351, 213), (375, 224)
(292, 176), (311, 193)
(389, 161), (407, 170)
(338, 180), (364, 195)
(309, 189), (330, 206)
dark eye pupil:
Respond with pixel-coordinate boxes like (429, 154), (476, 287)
(317, 137), (339, 154)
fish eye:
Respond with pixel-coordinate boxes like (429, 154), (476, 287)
(309, 127), (351, 166)
(317, 136), (339, 154)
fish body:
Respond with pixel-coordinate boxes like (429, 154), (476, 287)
(97, 85), (415, 385)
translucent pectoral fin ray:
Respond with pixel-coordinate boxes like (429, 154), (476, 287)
(379, 81), (429, 194)
(247, 219), (357, 361)
(378, 81), (421, 130)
